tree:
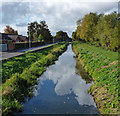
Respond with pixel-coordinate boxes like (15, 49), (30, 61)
(27, 21), (38, 41)
(76, 19), (82, 26)
(78, 12), (99, 42)
(95, 12), (118, 50)
(27, 21), (52, 43)
(37, 21), (52, 43)
(33, 33), (38, 41)
(38, 34), (44, 42)
(4, 25), (18, 34)
(72, 32), (76, 41)
(74, 11), (119, 51)
(55, 31), (69, 41)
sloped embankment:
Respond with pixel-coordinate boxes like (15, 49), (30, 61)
(2, 42), (68, 116)
(72, 41), (119, 114)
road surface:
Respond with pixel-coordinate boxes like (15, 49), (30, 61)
(0, 43), (55, 61)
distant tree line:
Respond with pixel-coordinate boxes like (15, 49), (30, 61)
(54, 31), (70, 42)
(27, 21), (52, 43)
(3, 21), (70, 44)
(72, 12), (119, 51)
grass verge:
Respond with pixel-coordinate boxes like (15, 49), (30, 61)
(72, 41), (119, 114)
(2, 43), (59, 83)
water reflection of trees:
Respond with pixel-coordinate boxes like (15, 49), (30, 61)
(75, 59), (92, 84)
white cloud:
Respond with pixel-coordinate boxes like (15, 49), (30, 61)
(0, 0), (119, 37)
(2, 2), (30, 24)
(36, 45), (96, 106)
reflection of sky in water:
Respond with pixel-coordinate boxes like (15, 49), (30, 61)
(36, 45), (96, 106)
(14, 44), (99, 115)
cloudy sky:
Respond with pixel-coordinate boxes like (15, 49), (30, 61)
(0, 0), (119, 37)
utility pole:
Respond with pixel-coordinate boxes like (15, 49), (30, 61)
(28, 23), (31, 48)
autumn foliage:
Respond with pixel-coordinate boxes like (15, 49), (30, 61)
(72, 12), (119, 51)
(4, 25), (18, 35)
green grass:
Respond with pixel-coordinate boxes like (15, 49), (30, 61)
(2, 42), (68, 116)
(2, 43), (65, 83)
(72, 41), (119, 114)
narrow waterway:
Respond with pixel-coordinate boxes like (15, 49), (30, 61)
(15, 44), (99, 115)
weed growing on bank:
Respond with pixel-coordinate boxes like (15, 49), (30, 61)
(72, 41), (119, 114)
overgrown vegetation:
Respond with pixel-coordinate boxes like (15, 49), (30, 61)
(72, 41), (119, 114)
(2, 44), (58, 83)
(2, 42), (68, 116)
(72, 12), (119, 51)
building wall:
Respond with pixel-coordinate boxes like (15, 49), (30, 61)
(7, 41), (14, 51)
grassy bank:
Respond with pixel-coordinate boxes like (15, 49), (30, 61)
(2, 42), (68, 116)
(2, 44), (61, 83)
(72, 41), (119, 114)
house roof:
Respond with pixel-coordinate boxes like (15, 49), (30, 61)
(18, 35), (27, 41)
(0, 33), (12, 41)
(0, 33), (27, 41)
(8, 35), (19, 41)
